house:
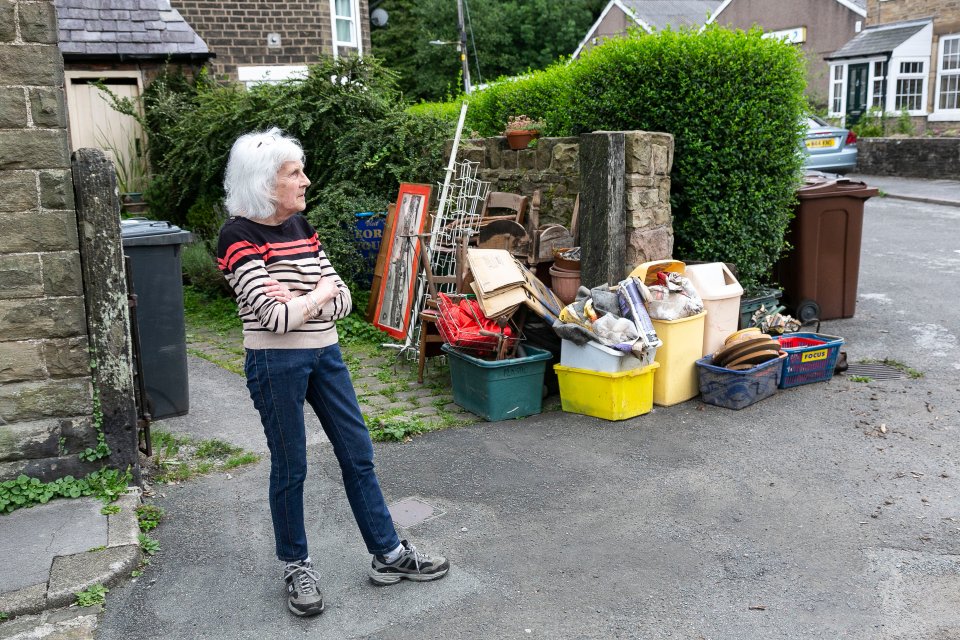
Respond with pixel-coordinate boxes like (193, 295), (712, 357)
(705, 0), (867, 108)
(55, 0), (211, 191)
(825, 0), (960, 132)
(171, 0), (373, 87)
(572, 0), (722, 59)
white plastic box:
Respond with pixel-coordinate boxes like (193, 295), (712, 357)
(560, 339), (654, 373)
(684, 263), (743, 356)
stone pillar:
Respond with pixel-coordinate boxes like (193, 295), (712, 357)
(74, 148), (140, 481)
(578, 131), (674, 287)
(0, 1), (138, 482)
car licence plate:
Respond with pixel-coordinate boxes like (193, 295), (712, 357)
(806, 138), (837, 149)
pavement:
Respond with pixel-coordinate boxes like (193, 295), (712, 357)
(0, 173), (958, 638)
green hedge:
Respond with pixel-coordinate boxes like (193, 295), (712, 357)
(464, 62), (574, 137)
(454, 27), (808, 291)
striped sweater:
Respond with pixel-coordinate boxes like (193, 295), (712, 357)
(217, 215), (352, 349)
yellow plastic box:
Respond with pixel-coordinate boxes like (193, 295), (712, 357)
(554, 361), (659, 421)
(651, 311), (706, 406)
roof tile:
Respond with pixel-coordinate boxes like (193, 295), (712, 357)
(54, 0), (209, 57)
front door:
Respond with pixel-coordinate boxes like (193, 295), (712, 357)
(846, 63), (869, 126)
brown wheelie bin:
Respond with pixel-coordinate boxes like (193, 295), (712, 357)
(777, 174), (877, 321)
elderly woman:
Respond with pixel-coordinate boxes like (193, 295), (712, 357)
(216, 128), (448, 618)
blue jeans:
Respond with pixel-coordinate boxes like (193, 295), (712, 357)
(244, 344), (401, 562)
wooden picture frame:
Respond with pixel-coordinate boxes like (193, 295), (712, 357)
(365, 203), (396, 323)
(373, 183), (433, 340)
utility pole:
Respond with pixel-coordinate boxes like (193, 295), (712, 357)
(456, 0), (472, 94)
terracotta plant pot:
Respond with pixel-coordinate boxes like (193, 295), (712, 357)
(505, 129), (538, 150)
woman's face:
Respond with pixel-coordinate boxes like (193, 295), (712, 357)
(273, 160), (310, 221)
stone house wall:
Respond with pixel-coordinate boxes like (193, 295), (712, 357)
(173, 0), (372, 81)
(0, 0), (97, 480)
(865, 0), (960, 125)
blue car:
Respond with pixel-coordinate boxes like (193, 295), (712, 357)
(803, 115), (858, 173)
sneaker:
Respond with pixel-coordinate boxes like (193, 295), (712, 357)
(283, 559), (325, 616)
(369, 540), (450, 585)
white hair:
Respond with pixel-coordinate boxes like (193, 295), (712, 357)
(223, 127), (306, 220)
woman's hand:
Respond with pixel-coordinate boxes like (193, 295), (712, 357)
(263, 279), (294, 303)
(312, 277), (341, 305)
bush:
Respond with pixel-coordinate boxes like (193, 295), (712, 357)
(851, 107), (886, 138)
(138, 56), (454, 290)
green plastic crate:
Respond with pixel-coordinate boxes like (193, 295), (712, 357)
(739, 288), (783, 329)
(442, 344), (551, 421)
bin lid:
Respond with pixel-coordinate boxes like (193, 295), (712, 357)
(120, 218), (194, 247)
(684, 262), (743, 300)
(797, 175), (879, 200)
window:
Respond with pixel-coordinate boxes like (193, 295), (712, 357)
(871, 60), (887, 109)
(936, 35), (960, 112)
(831, 65), (844, 115)
(895, 60), (925, 111)
(331, 0), (358, 48)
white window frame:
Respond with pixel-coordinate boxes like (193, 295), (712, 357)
(329, 0), (362, 56)
(829, 64), (846, 117)
(869, 58), (889, 111)
(237, 65), (308, 89)
(891, 57), (928, 114)
(930, 34), (960, 122)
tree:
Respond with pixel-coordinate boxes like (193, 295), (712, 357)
(370, 0), (604, 102)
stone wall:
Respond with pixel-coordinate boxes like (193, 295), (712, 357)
(857, 137), (960, 178)
(454, 136), (582, 227)
(451, 131), (674, 284)
(0, 0), (96, 480)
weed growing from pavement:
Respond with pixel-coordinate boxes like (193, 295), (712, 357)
(0, 468), (131, 515)
(136, 504), (164, 532)
(74, 584), (108, 607)
(148, 429), (259, 484)
(138, 533), (160, 556)
(0, 612), (7, 622)
(87, 546), (106, 552)
(366, 412), (427, 442)
(849, 376), (872, 383)
(100, 504), (121, 516)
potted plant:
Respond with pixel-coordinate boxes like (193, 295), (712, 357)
(504, 115), (544, 150)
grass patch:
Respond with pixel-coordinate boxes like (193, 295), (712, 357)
(148, 429), (260, 484)
(183, 286), (241, 335)
(849, 375), (872, 383)
(225, 452), (259, 469)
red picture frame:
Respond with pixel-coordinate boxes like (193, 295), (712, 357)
(372, 183), (433, 340)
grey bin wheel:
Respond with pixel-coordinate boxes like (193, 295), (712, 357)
(795, 299), (821, 323)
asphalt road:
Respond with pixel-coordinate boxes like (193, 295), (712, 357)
(95, 195), (960, 640)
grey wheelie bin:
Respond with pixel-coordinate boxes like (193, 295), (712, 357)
(120, 219), (193, 419)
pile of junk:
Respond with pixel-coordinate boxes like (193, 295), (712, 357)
(427, 253), (846, 421)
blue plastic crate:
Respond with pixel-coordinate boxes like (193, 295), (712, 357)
(696, 354), (785, 410)
(776, 332), (844, 388)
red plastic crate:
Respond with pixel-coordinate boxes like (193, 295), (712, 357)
(776, 333), (844, 388)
